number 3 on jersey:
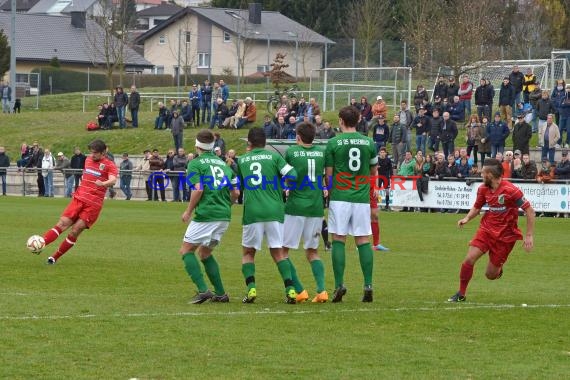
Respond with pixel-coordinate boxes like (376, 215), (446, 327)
(249, 162), (262, 186)
(348, 147), (361, 171)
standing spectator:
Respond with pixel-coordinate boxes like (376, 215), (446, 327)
(486, 112), (510, 158)
(181, 100), (192, 124)
(262, 114), (278, 138)
(189, 84), (202, 127)
(465, 115), (481, 165)
(429, 108), (443, 152)
(172, 148), (189, 202)
(154, 102), (169, 130)
(210, 98), (228, 129)
(458, 75), (474, 118)
(119, 153), (133, 200)
(554, 150), (570, 179)
(509, 65), (525, 110)
(0, 146), (9, 195)
(536, 90), (555, 137)
(212, 81), (222, 104)
(42, 149), (55, 197)
(433, 75), (448, 101)
(446, 76), (459, 99)
(135, 150), (152, 201)
(1, 81), (12, 113)
(397, 100), (414, 152)
(70, 147), (86, 192)
(551, 79), (566, 125)
(475, 78), (493, 121)
(149, 149), (166, 201)
(372, 115), (390, 152)
(55, 152), (73, 198)
(164, 150), (176, 200)
(170, 110), (185, 152)
(448, 95), (465, 122)
(413, 106), (430, 153)
(113, 86), (128, 129)
(318, 121), (336, 139)
(389, 114), (407, 168)
(529, 81), (542, 133)
(512, 113), (532, 155)
(413, 84), (429, 112)
(538, 114), (560, 164)
(107, 103), (118, 129)
(377, 147), (393, 210)
(235, 97), (257, 129)
(557, 84), (570, 148)
(499, 77), (515, 129)
(219, 79), (229, 103)
(440, 112), (458, 159)
(448, 158), (535, 303)
(522, 68), (537, 104)
(27, 141), (45, 196)
(105, 149), (116, 200)
(360, 96), (372, 122)
(372, 96), (388, 120)
(129, 85), (140, 128)
(201, 79), (213, 124)
(213, 132), (225, 155)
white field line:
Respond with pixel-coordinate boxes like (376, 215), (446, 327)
(1, 303), (569, 321)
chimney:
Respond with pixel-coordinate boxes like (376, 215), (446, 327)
(248, 3), (261, 25)
(71, 11), (86, 28)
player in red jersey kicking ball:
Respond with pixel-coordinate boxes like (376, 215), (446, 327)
(41, 140), (118, 264)
(448, 158), (535, 302)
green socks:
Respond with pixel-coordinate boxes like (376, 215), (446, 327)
(201, 255), (225, 296)
(357, 242), (374, 286)
(310, 259), (326, 293)
(287, 258), (304, 293)
(331, 240), (346, 288)
(242, 262), (256, 290)
(276, 259), (294, 291)
(182, 253), (208, 293)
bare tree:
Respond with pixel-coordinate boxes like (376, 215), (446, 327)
(167, 17), (197, 87)
(340, 0), (389, 68)
(231, 18), (256, 80)
(507, 0), (550, 59)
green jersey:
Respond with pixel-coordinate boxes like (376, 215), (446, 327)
(325, 132), (377, 203)
(284, 144), (325, 217)
(237, 148), (297, 225)
(186, 152), (236, 222)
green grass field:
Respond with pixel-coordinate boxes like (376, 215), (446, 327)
(1, 197), (569, 379)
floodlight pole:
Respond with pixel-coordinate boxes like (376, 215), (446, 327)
(9, 0), (16, 110)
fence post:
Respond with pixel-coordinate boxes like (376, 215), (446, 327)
(323, 69), (328, 112)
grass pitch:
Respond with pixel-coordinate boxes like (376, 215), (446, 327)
(1, 197), (569, 379)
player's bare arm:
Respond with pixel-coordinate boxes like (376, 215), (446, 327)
(182, 182), (204, 223)
(523, 205), (535, 252)
(457, 207), (481, 228)
(230, 188), (240, 204)
(95, 174), (117, 188)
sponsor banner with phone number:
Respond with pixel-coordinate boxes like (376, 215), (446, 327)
(378, 180), (570, 212)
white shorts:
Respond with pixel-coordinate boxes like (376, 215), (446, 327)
(183, 221), (230, 248)
(283, 215), (322, 250)
(242, 221), (284, 251)
(328, 200), (371, 236)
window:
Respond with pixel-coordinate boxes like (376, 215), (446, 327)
(155, 66), (164, 75)
(223, 31), (231, 42)
(257, 65), (269, 73)
(158, 35), (166, 45)
(185, 31), (191, 44)
(198, 53), (210, 68)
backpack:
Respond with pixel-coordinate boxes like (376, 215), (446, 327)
(86, 121), (99, 131)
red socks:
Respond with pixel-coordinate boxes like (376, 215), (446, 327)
(371, 221), (379, 246)
(52, 235), (77, 261)
(43, 226), (62, 245)
(459, 262), (474, 296)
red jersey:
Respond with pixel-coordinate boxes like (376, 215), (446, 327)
(473, 180), (530, 242)
(74, 156), (118, 207)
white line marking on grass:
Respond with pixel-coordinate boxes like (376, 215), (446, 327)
(1, 303), (569, 321)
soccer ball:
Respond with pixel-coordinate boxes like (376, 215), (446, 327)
(26, 235), (45, 254)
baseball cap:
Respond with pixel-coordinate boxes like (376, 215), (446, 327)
(562, 150), (568, 156)
(57, 152), (64, 157)
(376, 96), (383, 101)
(514, 149), (521, 155)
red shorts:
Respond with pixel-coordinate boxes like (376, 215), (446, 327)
(62, 197), (103, 228)
(469, 230), (517, 267)
(369, 186), (378, 209)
